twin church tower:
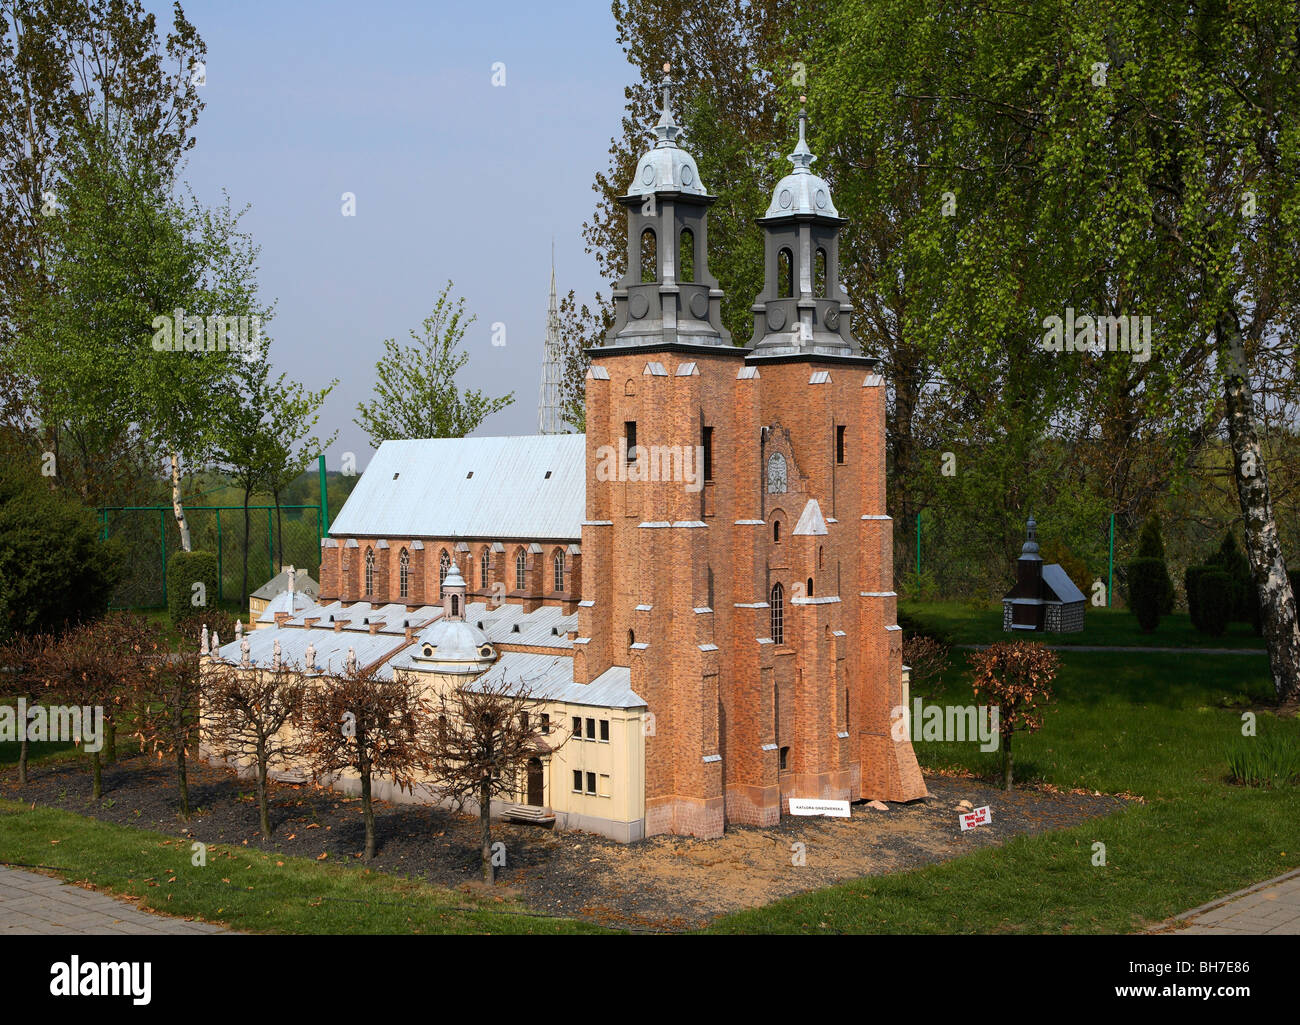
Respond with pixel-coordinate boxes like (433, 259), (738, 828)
(574, 67), (925, 835)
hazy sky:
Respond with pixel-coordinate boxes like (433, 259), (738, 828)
(145, 0), (634, 471)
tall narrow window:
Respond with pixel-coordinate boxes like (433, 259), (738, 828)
(640, 227), (657, 283)
(778, 247), (793, 297)
(451, 594), (459, 617)
(702, 425), (713, 481)
(845, 687), (850, 732)
(773, 519), (781, 544)
(806, 577), (814, 597)
(770, 582), (784, 644)
(364, 548), (375, 598)
(439, 549), (450, 596)
(399, 547), (409, 599)
(480, 548), (490, 589)
(515, 550), (527, 590)
(814, 247), (827, 297)
(836, 424), (846, 464)
(707, 565), (714, 610)
(625, 420), (638, 461)
(553, 549), (565, 591)
(679, 228), (695, 282)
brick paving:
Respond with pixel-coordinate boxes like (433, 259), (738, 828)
(0, 865), (229, 934)
(1164, 868), (1300, 935)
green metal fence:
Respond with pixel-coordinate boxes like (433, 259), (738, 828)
(99, 504), (323, 610)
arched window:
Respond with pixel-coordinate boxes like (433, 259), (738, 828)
(640, 227), (657, 283)
(515, 549), (527, 590)
(818, 545), (825, 569)
(399, 547), (409, 600)
(814, 247), (827, 297)
(707, 565), (714, 610)
(806, 577), (814, 597)
(778, 247), (793, 297)
(364, 548), (375, 598)
(773, 519), (782, 544)
(480, 548), (491, 589)
(553, 550), (565, 591)
(439, 549), (450, 595)
(628, 629), (635, 648)
(679, 228), (695, 283)
(770, 583), (784, 644)
(451, 594), (460, 617)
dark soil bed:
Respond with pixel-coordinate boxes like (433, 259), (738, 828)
(0, 754), (1131, 931)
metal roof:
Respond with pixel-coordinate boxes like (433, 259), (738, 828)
(251, 568), (320, 601)
(212, 627), (404, 675)
(327, 434), (586, 542)
(1042, 564), (1086, 604)
(468, 653), (645, 709)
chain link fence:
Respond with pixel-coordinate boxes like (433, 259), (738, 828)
(100, 505), (322, 610)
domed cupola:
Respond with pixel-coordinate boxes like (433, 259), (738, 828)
(602, 63), (732, 352)
(414, 617), (496, 674)
(749, 99), (855, 359)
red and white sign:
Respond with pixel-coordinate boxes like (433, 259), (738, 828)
(959, 805), (992, 831)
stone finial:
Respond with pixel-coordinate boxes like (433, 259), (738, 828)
(212, 631), (220, 650)
(235, 618), (243, 640)
(272, 637), (282, 669)
(200, 623), (210, 655)
(240, 637), (251, 667)
(304, 642), (316, 671)
(287, 564), (296, 600)
(346, 646), (357, 675)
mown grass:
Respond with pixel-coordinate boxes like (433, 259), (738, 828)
(901, 600), (1266, 649)
(710, 650), (1299, 933)
(0, 798), (611, 934)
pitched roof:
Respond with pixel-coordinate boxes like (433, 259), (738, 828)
(1042, 563), (1086, 604)
(251, 568), (320, 600)
(328, 434), (586, 542)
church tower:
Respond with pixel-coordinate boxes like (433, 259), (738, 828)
(538, 253), (564, 434)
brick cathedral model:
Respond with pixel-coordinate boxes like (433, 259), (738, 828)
(211, 72), (926, 841)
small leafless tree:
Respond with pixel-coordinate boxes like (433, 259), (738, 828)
(203, 659), (308, 836)
(423, 674), (569, 884)
(0, 632), (53, 785)
(301, 658), (424, 860)
(134, 646), (203, 817)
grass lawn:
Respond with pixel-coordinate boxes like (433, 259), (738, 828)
(709, 649), (1299, 933)
(0, 798), (610, 934)
(901, 600), (1267, 649)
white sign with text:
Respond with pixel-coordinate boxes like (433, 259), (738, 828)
(788, 798), (851, 818)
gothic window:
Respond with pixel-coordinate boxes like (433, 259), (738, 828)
(836, 424), (846, 464)
(439, 549), (450, 595)
(778, 247), (793, 297)
(553, 549), (565, 591)
(480, 548), (491, 589)
(364, 548), (375, 598)
(773, 519), (782, 544)
(702, 425), (713, 481)
(707, 565), (714, 610)
(515, 549), (527, 590)
(806, 576), (814, 597)
(767, 452), (788, 494)
(679, 228), (695, 282)
(628, 629), (635, 648)
(641, 227), (657, 283)
(771, 582), (784, 644)
(399, 547), (409, 600)
(814, 247), (827, 297)
(451, 594), (460, 617)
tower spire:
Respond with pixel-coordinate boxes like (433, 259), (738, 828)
(538, 248), (563, 434)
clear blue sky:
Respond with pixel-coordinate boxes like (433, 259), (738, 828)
(146, 0), (634, 470)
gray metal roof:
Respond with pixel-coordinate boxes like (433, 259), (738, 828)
(328, 434), (586, 542)
(251, 568), (320, 601)
(213, 627), (405, 674)
(1042, 563), (1086, 604)
(467, 654), (645, 709)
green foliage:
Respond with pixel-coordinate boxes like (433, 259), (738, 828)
(1125, 558), (1166, 634)
(166, 550), (217, 625)
(0, 464), (121, 642)
(354, 280), (514, 446)
(1207, 533), (1259, 631)
(1196, 571), (1233, 637)
(1184, 566), (1211, 632)
(1136, 516), (1173, 614)
(1225, 734), (1300, 788)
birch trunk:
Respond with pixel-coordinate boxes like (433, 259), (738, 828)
(170, 452), (192, 553)
(1219, 314), (1300, 703)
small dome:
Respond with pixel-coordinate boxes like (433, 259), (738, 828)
(420, 618), (492, 662)
(442, 560), (466, 590)
(764, 105), (839, 219)
(626, 66), (707, 198)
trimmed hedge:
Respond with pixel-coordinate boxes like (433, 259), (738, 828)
(1185, 566), (1211, 631)
(1135, 516), (1174, 614)
(1126, 557), (1166, 633)
(1196, 570), (1233, 637)
(166, 550), (218, 625)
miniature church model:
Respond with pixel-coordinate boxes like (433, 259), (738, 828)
(1002, 516), (1086, 633)
(206, 69), (926, 841)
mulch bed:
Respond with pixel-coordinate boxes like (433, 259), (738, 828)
(0, 753), (1132, 931)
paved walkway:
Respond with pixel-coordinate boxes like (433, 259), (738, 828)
(0, 864), (228, 934)
(1162, 868), (1300, 934)
(958, 644), (1265, 655)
